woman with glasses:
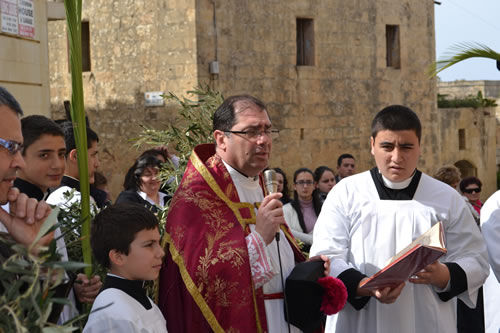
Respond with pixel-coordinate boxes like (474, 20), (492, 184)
(283, 168), (322, 252)
(460, 176), (483, 225)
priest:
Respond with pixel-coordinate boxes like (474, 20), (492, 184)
(158, 95), (309, 332)
(310, 105), (489, 333)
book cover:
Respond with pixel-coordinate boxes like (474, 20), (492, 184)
(359, 222), (447, 290)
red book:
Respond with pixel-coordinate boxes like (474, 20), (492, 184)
(359, 222), (447, 290)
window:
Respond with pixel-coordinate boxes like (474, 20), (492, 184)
(296, 18), (314, 66)
(68, 21), (91, 72)
(458, 129), (466, 150)
(386, 25), (400, 69)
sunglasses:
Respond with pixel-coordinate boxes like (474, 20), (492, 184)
(463, 187), (481, 194)
(0, 138), (23, 155)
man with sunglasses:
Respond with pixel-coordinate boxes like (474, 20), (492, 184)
(0, 86), (53, 251)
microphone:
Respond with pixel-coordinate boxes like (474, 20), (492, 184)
(264, 169), (280, 241)
(264, 170), (291, 333)
(264, 169), (278, 195)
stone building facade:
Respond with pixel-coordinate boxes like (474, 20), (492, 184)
(49, 0), (483, 199)
(438, 80), (500, 187)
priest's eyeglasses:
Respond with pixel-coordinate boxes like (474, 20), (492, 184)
(224, 129), (279, 140)
(0, 138), (23, 155)
(295, 180), (314, 186)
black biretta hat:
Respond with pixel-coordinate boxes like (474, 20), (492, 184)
(285, 261), (327, 332)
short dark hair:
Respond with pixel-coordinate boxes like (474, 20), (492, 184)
(314, 166), (335, 181)
(213, 95), (267, 132)
(91, 202), (159, 269)
(21, 115), (64, 154)
(459, 176), (482, 193)
(0, 86), (23, 116)
(336, 154), (354, 167)
(62, 122), (99, 156)
(371, 105), (422, 142)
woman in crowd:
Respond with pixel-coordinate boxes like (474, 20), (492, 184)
(273, 167), (291, 204)
(116, 150), (170, 211)
(313, 166), (336, 205)
(460, 176), (483, 225)
(283, 168), (322, 252)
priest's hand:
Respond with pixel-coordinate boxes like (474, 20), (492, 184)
(357, 279), (405, 304)
(255, 192), (285, 245)
(307, 255), (331, 276)
(0, 187), (53, 252)
(74, 273), (102, 304)
(408, 261), (450, 289)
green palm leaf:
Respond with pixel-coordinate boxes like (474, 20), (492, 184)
(430, 42), (500, 76)
(64, 0), (93, 277)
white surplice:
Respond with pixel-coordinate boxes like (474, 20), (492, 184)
(224, 162), (300, 333)
(310, 170), (489, 333)
(83, 288), (167, 333)
(480, 189), (500, 333)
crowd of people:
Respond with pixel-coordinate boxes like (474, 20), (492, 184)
(1, 85), (500, 333)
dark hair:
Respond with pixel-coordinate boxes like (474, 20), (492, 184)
(20, 115), (64, 154)
(273, 167), (290, 202)
(291, 168), (322, 233)
(94, 171), (108, 187)
(314, 166), (335, 181)
(336, 154), (354, 167)
(459, 176), (482, 193)
(0, 86), (23, 116)
(62, 122), (99, 156)
(91, 202), (159, 269)
(371, 105), (422, 142)
(123, 148), (169, 190)
(213, 95), (267, 132)
(123, 155), (162, 191)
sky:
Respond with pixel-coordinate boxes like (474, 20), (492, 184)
(434, 0), (500, 82)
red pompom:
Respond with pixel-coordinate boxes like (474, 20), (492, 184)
(317, 276), (348, 315)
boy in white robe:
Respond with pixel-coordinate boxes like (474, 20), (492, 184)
(310, 105), (489, 333)
(83, 202), (167, 333)
(480, 190), (500, 333)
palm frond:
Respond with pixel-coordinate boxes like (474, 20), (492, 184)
(429, 42), (500, 77)
(64, 0), (93, 277)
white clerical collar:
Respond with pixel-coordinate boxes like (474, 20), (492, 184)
(380, 170), (416, 189)
(222, 160), (260, 183)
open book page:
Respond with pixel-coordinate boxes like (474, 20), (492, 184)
(359, 222), (447, 290)
(386, 222), (445, 266)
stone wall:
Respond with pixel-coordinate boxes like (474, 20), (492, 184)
(195, 0), (438, 179)
(438, 80), (500, 168)
(437, 107), (497, 201)
(48, 0), (441, 199)
(48, 0), (198, 197)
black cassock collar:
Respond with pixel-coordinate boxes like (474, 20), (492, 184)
(370, 167), (422, 201)
(100, 274), (152, 310)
